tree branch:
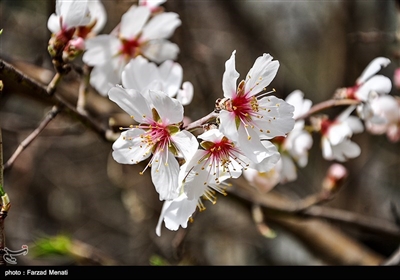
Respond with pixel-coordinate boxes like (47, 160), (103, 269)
(0, 59), (113, 141)
(3, 105), (62, 171)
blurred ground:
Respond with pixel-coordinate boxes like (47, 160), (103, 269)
(0, 0), (400, 266)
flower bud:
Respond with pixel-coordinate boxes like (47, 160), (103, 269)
(62, 37), (85, 62)
(322, 163), (348, 194)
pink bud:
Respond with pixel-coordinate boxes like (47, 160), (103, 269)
(69, 37), (85, 51)
(394, 68), (400, 90)
(322, 163), (348, 194)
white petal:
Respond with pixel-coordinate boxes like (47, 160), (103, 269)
(177, 81), (194, 105)
(236, 126), (271, 164)
(148, 90), (183, 124)
(255, 96), (295, 138)
(142, 40), (180, 64)
(250, 140), (280, 172)
(112, 129), (151, 164)
(345, 116), (364, 134)
(322, 137), (334, 161)
(108, 86), (152, 121)
(47, 14), (61, 33)
(158, 60), (182, 97)
(151, 151), (180, 200)
(61, 0), (91, 29)
(83, 35), (121, 66)
(357, 57), (391, 85)
(280, 154), (297, 183)
(244, 53), (279, 95)
(331, 140), (361, 162)
(356, 75), (392, 101)
(120, 5), (150, 39)
(90, 58), (126, 96)
(122, 56), (159, 91)
(171, 130), (199, 161)
(142, 12), (181, 40)
(328, 123), (350, 146)
(285, 90), (312, 119)
(222, 50), (240, 99)
(218, 110), (238, 142)
(155, 193), (197, 236)
(88, 0), (107, 34)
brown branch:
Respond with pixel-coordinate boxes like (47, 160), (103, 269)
(3, 105), (62, 171)
(0, 59), (113, 141)
(228, 177), (388, 264)
(295, 98), (361, 121)
(303, 206), (400, 241)
(230, 176), (400, 241)
(182, 111), (219, 132)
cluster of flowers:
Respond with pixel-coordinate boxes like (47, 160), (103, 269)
(47, 0), (400, 236)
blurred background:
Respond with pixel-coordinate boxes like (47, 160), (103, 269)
(0, 0), (400, 265)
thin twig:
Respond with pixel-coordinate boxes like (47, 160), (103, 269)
(3, 105), (63, 171)
(295, 99), (361, 121)
(0, 59), (112, 141)
(230, 177), (400, 240)
(76, 65), (90, 116)
(182, 111), (219, 132)
(303, 206), (400, 241)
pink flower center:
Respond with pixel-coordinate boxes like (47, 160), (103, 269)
(120, 38), (141, 59)
(199, 137), (247, 183)
(139, 121), (171, 152)
(321, 118), (334, 135)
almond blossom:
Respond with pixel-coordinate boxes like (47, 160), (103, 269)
(334, 57), (392, 121)
(83, 5), (181, 95)
(122, 56), (193, 105)
(268, 90), (313, 183)
(314, 106), (364, 162)
(217, 50), (295, 163)
(47, 0), (106, 62)
(365, 95), (400, 142)
(108, 86), (198, 201)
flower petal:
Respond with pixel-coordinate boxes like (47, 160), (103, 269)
(255, 96), (295, 139)
(356, 57), (391, 85)
(120, 5), (150, 39)
(142, 12), (181, 40)
(155, 193), (197, 236)
(218, 110), (238, 142)
(88, 0), (107, 34)
(83, 35), (121, 66)
(90, 57), (126, 95)
(176, 81), (194, 105)
(47, 14), (61, 33)
(244, 53), (279, 95)
(356, 75), (392, 101)
(108, 86), (152, 122)
(122, 56), (159, 91)
(148, 90), (183, 124)
(158, 60), (182, 97)
(112, 129), (151, 164)
(61, 0), (91, 29)
(171, 130), (199, 161)
(141, 40), (180, 64)
(222, 50), (240, 99)
(151, 150), (180, 200)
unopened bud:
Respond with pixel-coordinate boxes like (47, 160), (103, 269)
(62, 37), (85, 62)
(322, 163), (348, 194)
(394, 68), (400, 90)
